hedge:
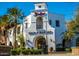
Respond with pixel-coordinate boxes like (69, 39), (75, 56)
(11, 48), (43, 55)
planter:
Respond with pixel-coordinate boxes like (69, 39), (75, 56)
(0, 45), (11, 56)
(72, 47), (79, 55)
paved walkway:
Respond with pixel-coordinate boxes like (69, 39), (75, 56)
(48, 52), (79, 56)
(33, 52), (79, 56)
(11, 52), (79, 56)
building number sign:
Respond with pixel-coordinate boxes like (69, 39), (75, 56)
(29, 31), (53, 35)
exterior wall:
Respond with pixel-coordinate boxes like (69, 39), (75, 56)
(34, 3), (47, 10)
(7, 24), (23, 46)
(23, 11), (56, 51)
(7, 3), (66, 52)
(7, 28), (15, 46)
(23, 3), (66, 51)
(48, 13), (66, 47)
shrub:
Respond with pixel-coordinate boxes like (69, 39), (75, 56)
(38, 49), (43, 54)
(33, 48), (43, 55)
(11, 48), (43, 55)
(11, 48), (20, 55)
(21, 49), (28, 55)
(30, 48), (34, 55)
(65, 48), (72, 52)
(27, 48), (31, 55)
(33, 48), (39, 55)
(21, 47), (26, 50)
(22, 48), (43, 55)
(11, 49), (17, 55)
(21, 47), (31, 55)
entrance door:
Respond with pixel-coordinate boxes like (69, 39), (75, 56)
(35, 36), (46, 49)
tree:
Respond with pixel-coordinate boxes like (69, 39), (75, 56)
(0, 15), (10, 45)
(7, 7), (23, 48)
(62, 6), (79, 48)
(74, 7), (79, 33)
(62, 30), (75, 48)
(62, 19), (76, 48)
(17, 34), (25, 48)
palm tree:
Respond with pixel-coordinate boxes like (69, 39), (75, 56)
(61, 7), (79, 50)
(0, 16), (3, 45)
(7, 7), (23, 48)
(61, 31), (75, 51)
(0, 15), (10, 45)
(61, 20), (76, 49)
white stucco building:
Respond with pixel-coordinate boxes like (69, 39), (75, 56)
(7, 2), (66, 52)
(23, 2), (66, 51)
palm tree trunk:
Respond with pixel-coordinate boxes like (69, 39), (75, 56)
(4, 29), (7, 46)
(14, 16), (18, 48)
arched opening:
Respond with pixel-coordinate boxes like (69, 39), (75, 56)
(76, 37), (79, 46)
(62, 39), (71, 51)
(62, 39), (71, 48)
(35, 36), (46, 49)
(36, 17), (43, 29)
(62, 39), (66, 48)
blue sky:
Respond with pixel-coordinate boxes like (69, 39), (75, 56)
(0, 2), (79, 22)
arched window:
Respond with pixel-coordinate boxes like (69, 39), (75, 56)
(36, 17), (43, 29)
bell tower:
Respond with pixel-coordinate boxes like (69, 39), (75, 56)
(34, 2), (47, 10)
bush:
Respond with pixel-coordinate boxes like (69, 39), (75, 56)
(21, 47), (26, 50)
(22, 48), (43, 55)
(11, 48), (43, 55)
(65, 48), (72, 52)
(11, 48), (20, 55)
(30, 48), (34, 55)
(38, 49), (43, 54)
(21, 49), (28, 55)
(33, 48), (43, 55)
(21, 47), (31, 55)
(33, 48), (38, 54)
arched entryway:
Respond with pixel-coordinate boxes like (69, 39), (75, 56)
(35, 36), (46, 49)
(76, 37), (79, 46)
(62, 39), (71, 47)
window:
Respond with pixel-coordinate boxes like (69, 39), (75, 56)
(49, 20), (52, 25)
(56, 20), (60, 27)
(38, 5), (41, 8)
(50, 39), (52, 42)
(36, 17), (43, 29)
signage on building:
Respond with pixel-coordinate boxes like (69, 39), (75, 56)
(29, 30), (53, 35)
